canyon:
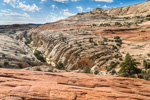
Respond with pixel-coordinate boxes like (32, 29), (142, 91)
(0, 1), (150, 100)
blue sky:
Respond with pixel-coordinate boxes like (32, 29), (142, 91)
(0, 0), (147, 25)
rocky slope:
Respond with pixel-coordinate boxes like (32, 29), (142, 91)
(90, 1), (150, 16)
(105, 1), (150, 16)
(29, 22), (122, 74)
(0, 68), (150, 100)
(0, 34), (40, 68)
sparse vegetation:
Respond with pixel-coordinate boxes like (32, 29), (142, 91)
(3, 60), (9, 67)
(119, 53), (141, 78)
(34, 50), (46, 62)
(36, 67), (42, 71)
(143, 60), (150, 70)
(107, 61), (117, 71)
(55, 62), (64, 70)
(89, 38), (93, 43)
(83, 67), (90, 73)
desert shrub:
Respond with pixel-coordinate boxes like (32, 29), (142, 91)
(15, 36), (19, 40)
(143, 60), (150, 70)
(83, 67), (90, 73)
(92, 24), (97, 26)
(111, 31), (115, 34)
(55, 62), (64, 70)
(0, 63), (2, 67)
(34, 50), (46, 62)
(94, 42), (98, 46)
(48, 69), (53, 72)
(2, 54), (6, 59)
(146, 15), (150, 17)
(107, 61), (116, 71)
(78, 43), (82, 46)
(25, 39), (32, 45)
(36, 67), (42, 71)
(116, 43), (121, 47)
(17, 63), (24, 68)
(3, 61), (9, 67)
(146, 18), (150, 20)
(139, 71), (150, 80)
(114, 36), (120, 40)
(141, 30), (146, 32)
(118, 53), (141, 78)
(89, 38), (93, 43)
(115, 22), (122, 26)
(94, 70), (99, 75)
(111, 69), (116, 75)
(105, 58), (109, 61)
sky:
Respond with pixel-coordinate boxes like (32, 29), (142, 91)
(0, 0), (147, 25)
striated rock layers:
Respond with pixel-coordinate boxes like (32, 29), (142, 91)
(86, 1), (150, 16)
(29, 22), (121, 70)
(0, 68), (150, 100)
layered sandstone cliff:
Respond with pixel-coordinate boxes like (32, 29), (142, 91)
(90, 1), (150, 16)
(29, 22), (121, 72)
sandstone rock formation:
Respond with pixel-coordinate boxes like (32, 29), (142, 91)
(30, 22), (121, 71)
(94, 1), (150, 16)
(0, 34), (38, 68)
(0, 68), (150, 100)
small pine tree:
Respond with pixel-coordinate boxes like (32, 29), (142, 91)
(119, 53), (141, 77)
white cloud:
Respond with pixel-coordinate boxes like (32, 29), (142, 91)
(41, 0), (47, 3)
(60, 9), (75, 16)
(71, 0), (80, 2)
(0, 11), (30, 20)
(3, 0), (16, 8)
(0, 9), (32, 24)
(97, 4), (101, 7)
(3, 0), (40, 12)
(120, 3), (123, 4)
(87, 7), (93, 11)
(63, 9), (68, 12)
(76, 6), (83, 12)
(103, 5), (110, 8)
(1, 9), (11, 13)
(46, 14), (66, 22)
(51, 5), (58, 10)
(94, 0), (113, 3)
(53, 0), (68, 3)
(17, 2), (40, 12)
(63, 11), (75, 16)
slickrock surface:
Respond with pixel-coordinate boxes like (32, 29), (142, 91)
(0, 68), (150, 100)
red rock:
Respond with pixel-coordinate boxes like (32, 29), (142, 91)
(0, 68), (150, 100)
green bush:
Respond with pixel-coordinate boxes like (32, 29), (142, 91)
(3, 61), (9, 67)
(25, 39), (32, 45)
(111, 69), (116, 75)
(36, 67), (42, 71)
(94, 70), (99, 75)
(107, 61), (116, 71)
(146, 15), (150, 17)
(34, 50), (46, 62)
(55, 62), (64, 70)
(48, 69), (53, 72)
(114, 36), (120, 40)
(89, 38), (93, 43)
(143, 60), (150, 70)
(119, 53), (141, 77)
(83, 67), (91, 73)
